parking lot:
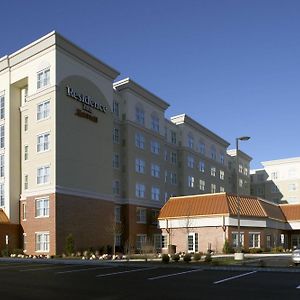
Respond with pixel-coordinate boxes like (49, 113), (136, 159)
(0, 260), (300, 299)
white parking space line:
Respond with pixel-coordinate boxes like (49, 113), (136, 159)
(296, 285), (300, 289)
(56, 266), (115, 275)
(148, 269), (203, 281)
(0, 264), (49, 270)
(19, 265), (79, 272)
(96, 267), (157, 278)
(213, 271), (257, 284)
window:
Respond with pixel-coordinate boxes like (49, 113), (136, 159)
(220, 170), (225, 180)
(211, 167), (216, 177)
(164, 192), (168, 202)
(24, 145), (29, 161)
(0, 183), (4, 207)
(136, 208), (147, 223)
(249, 232), (260, 248)
(171, 131), (176, 144)
(24, 116), (29, 132)
(210, 146), (216, 160)
(37, 133), (50, 152)
(113, 128), (119, 143)
(37, 166), (50, 184)
(22, 203), (26, 220)
(289, 183), (297, 191)
(271, 172), (278, 180)
(24, 175), (28, 190)
(37, 100), (50, 120)
(151, 187), (160, 201)
(135, 158), (145, 174)
(187, 134), (194, 149)
(187, 156), (195, 168)
(188, 233), (198, 252)
(232, 232), (244, 248)
(135, 133), (145, 149)
(154, 234), (162, 250)
(199, 140), (205, 155)
(243, 167), (248, 176)
(35, 197), (49, 217)
(199, 179), (205, 191)
(170, 172), (177, 185)
(239, 178), (243, 187)
(135, 183), (145, 198)
(0, 125), (4, 148)
(136, 234), (147, 250)
(171, 152), (177, 164)
(113, 154), (120, 169)
(151, 210), (159, 225)
(164, 170), (168, 183)
(199, 161), (205, 173)
(162, 235), (167, 248)
(257, 186), (264, 195)
(112, 100), (119, 118)
(37, 68), (50, 89)
(35, 232), (50, 252)
(220, 186), (225, 192)
(271, 185), (279, 193)
(135, 105), (145, 125)
(150, 140), (160, 154)
(188, 176), (194, 188)
(211, 183), (216, 193)
(23, 233), (27, 252)
(0, 94), (4, 120)
(115, 234), (121, 247)
(151, 113), (159, 132)
(115, 206), (121, 223)
(151, 164), (160, 178)
(0, 154), (4, 177)
(266, 235), (271, 249)
(239, 164), (243, 173)
(112, 180), (120, 195)
(220, 152), (225, 164)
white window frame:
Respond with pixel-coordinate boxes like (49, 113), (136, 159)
(188, 176), (194, 188)
(0, 154), (4, 177)
(135, 183), (145, 198)
(0, 183), (4, 207)
(35, 232), (50, 252)
(136, 208), (147, 224)
(35, 197), (49, 218)
(188, 232), (198, 253)
(37, 165), (50, 185)
(135, 132), (145, 149)
(187, 156), (195, 168)
(136, 234), (147, 250)
(150, 140), (160, 154)
(112, 180), (120, 195)
(199, 179), (205, 191)
(135, 158), (145, 174)
(232, 232), (244, 248)
(170, 172), (177, 185)
(37, 68), (50, 90)
(113, 128), (120, 144)
(113, 153), (120, 169)
(220, 170), (225, 180)
(37, 100), (50, 121)
(249, 232), (260, 248)
(24, 116), (29, 132)
(151, 186), (160, 201)
(211, 183), (216, 193)
(135, 105), (145, 125)
(151, 113), (159, 132)
(0, 125), (4, 148)
(0, 94), (4, 120)
(211, 167), (216, 177)
(199, 161), (205, 172)
(37, 132), (50, 153)
(151, 163), (160, 178)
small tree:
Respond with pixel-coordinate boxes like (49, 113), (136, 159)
(223, 239), (234, 254)
(65, 233), (75, 256)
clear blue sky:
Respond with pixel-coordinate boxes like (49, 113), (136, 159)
(1, 0), (299, 169)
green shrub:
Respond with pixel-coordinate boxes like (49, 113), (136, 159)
(172, 253), (180, 262)
(1, 248), (10, 257)
(223, 239), (234, 254)
(162, 254), (170, 263)
(65, 234), (75, 256)
(183, 253), (192, 263)
(271, 246), (283, 253)
(249, 248), (263, 254)
(193, 253), (201, 261)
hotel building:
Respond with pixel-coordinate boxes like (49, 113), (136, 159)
(0, 32), (250, 255)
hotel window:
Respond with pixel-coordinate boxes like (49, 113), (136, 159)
(188, 176), (194, 188)
(164, 170), (168, 183)
(154, 234), (162, 250)
(289, 183), (297, 191)
(243, 167), (248, 176)
(136, 208), (147, 224)
(211, 183), (216, 193)
(199, 161), (205, 173)
(22, 203), (26, 220)
(171, 131), (177, 144)
(135, 183), (145, 198)
(115, 206), (121, 223)
(0, 183), (4, 207)
(37, 133), (50, 152)
(162, 235), (167, 248)
(187, 155), (195, 168)
(136, 234), (147, 250)
(151, 163), (160, 178)
(37, 100), (50, 120)
(150, 140), (160, 154)
(0, 125), (4, 148)
(112, 180), (120, 195)
(220, 170), (225, 180)
(171, 152), (177, 164)
(24, 145), (29, 161)
(113, 128), (119, 144)
(188, 233), (198, 253)
(266, 235), (271, 249)
(199, 179), (205, 191)
(24, 116), (29, 132)
(151, 210), (159, 225)
(35, 197), (49, 217)
(271, 171), (278, 180)
(37, 68), (50, 89)
(239, 178), (243, 187)
(151, 113), (159, 132)
(220, 186), (225, 192)
(211, 167), (216, 177)
(135, 132), (145, 149)
(170, 172), (177, 185)
(0, 154), (4, 177)
(115, 234), (121, 247)
(112, 100), (119, 118)
(220, 152), (225, 164)
(135, 158), (145, 173)
(249, 232), (260, 248)
(239, 164), (243, 173)
(232, 232), (244, 248)
(37, 166), (50, 184)
(0, 93), (4, 120)
(199, 140), (205, 155)
(271, 184), (279, 193)
(113, 154), (120, 169)
(210, 146), (216, 160)
(151, 187), (160, 201)
(24, 175), (28, 190)
(35, 232), (50, 252)
(187, 133), (194, 149)
(135, 105), (145, 125)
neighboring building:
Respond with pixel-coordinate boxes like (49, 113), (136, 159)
(227, 149), (252, 196)
(0, 31), (252, 255)
(158, 193), (300, 254)
(251, 157), (300, 204)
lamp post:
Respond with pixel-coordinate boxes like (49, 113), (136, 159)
(235, 136), (250, 261)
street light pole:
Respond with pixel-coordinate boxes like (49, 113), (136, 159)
(235, 136), (250, 260)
